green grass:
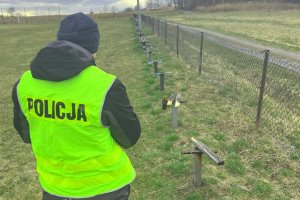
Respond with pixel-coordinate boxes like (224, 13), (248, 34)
(1, 16), (300, 200)
(145, 10), (300, 53)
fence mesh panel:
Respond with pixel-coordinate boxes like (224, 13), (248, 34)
(203, 36), (264, 119)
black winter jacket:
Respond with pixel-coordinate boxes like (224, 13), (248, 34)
(12, 40), (141, 148)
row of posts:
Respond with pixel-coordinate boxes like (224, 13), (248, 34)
(136, 18), (181, 129)
(143, 15), (270, 127)
(137, 15), (225, 187)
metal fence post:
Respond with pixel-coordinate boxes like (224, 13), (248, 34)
(199, 32), (204, 75)
(172, 105), (178, 128)
(256, 49), (270, 126)
(165, 21), (167, 45)
(159, 73), (165, 91)
(157, 19), (160, 38)
(176, 25), (179, 58)
(193, 151), (203, 187)
(147, 44), (152, 64)
(153, 61), (158, 77)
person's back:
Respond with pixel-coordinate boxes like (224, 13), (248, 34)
(12, 13), (141, 200)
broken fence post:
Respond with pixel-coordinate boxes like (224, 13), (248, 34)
(162, 94), (185, 128)
(182, 137), (224, 187)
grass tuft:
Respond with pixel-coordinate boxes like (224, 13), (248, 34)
(225, 153), (246, 175)
(251, 180), (273, 197)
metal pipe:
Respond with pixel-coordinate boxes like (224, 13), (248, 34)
(159, 73), (165, 91)
(165, 21), (167, 45)
(199, 32), (204, 75)
(153, 61), (158, 76)
(137, 0), (142, 31)
(176, 25), (179, 58)
(172, 106), (178, 128)
(256, 49), (270, 126)
(193, 151), (203, 187)
(147, 47), (152, 64)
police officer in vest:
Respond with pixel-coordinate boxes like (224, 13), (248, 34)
(12, 12), (141, 200)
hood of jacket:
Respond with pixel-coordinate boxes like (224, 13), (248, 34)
(30, 40), (95, 81)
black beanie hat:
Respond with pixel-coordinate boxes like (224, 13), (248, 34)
(57, 12), (100, 54)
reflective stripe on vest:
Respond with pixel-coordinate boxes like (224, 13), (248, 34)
(17, 66), (135, 198)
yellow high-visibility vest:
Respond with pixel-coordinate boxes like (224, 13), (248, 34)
(17, 66), (135, 198)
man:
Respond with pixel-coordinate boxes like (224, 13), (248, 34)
(12, 12), (141, 200)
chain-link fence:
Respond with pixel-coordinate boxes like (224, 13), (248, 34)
(140, 14), (300, 155)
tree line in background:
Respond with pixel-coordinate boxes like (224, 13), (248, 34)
(145, 0), (300, 10)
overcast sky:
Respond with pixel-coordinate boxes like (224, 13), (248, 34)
(0, 0), (146, 15)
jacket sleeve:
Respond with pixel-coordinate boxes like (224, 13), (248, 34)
(101, 79), (141, 149)
(12, 80), (31, 143)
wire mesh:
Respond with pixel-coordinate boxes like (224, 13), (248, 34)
(203, 36), (264, 119)
(261, 55), (300, 139)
